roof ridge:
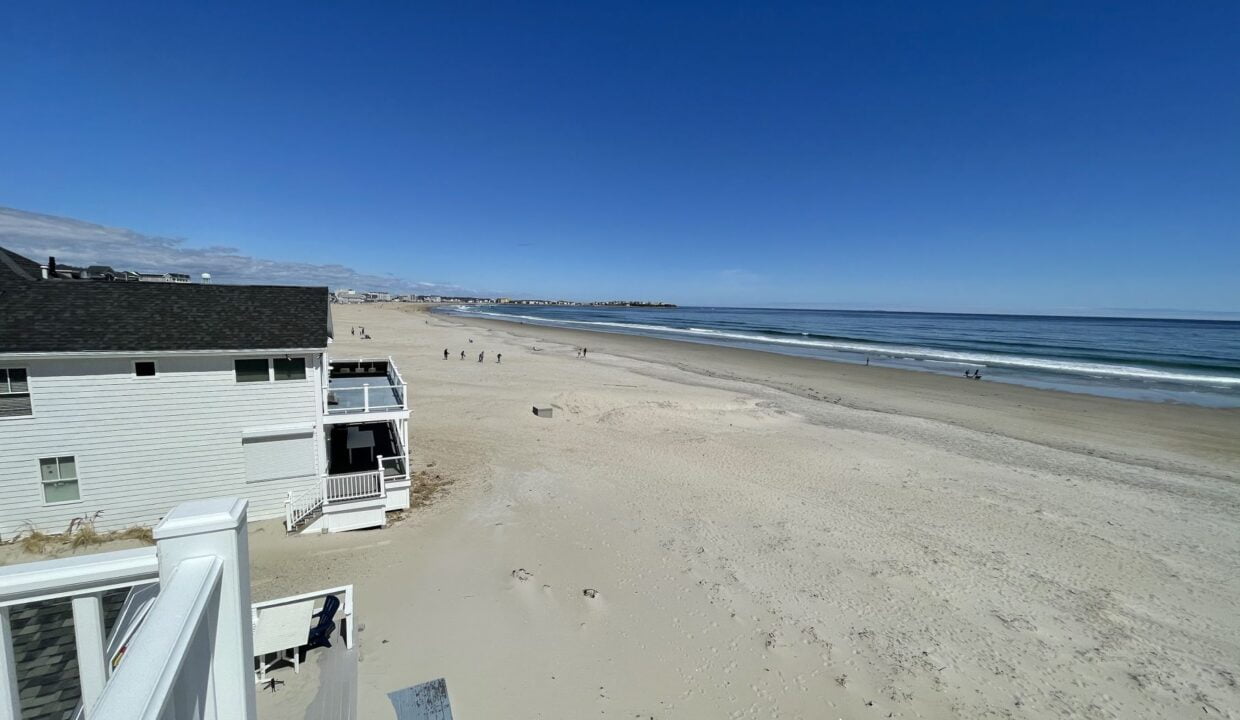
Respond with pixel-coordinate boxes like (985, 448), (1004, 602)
(0, 247), (36, 282)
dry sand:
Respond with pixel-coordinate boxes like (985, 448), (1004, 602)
(245, 303), (1240, 719)
(15, 302), (1235, 719)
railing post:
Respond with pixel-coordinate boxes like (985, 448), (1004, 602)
(153, 498), (257, 720)
(72, 592), (108, 716)
(363, 383), (370, 412)
(0, 606), (23, 720)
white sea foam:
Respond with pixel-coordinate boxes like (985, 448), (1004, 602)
(452, 308), (1240, 387)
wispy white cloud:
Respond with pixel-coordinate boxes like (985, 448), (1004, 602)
(0, 206), (481, 295)
(716, 268), (768, 285)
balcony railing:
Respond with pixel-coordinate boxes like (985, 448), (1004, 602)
(285, 455), (392, 531)
(0, 548), (160, 718)
(325, 469), (383, 503)
(0, 497), (356, 720)
(323, 356), (408, 416)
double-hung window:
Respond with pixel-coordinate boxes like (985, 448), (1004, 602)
(40, 456), (81, 504)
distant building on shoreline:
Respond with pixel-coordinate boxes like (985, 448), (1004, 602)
(327, 287), (675, 308)
(10, 253), (196, 284)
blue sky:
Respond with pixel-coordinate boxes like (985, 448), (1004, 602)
(1, 2), (1237, 312)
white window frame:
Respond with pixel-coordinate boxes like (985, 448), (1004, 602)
(273, 356), (307, 382)
(38, 455), (83, 506)
(234, 357), (307, 383)
(0, 366), (34, 420)
(235, 358), (274, 383)
(132, 360), (158, 378)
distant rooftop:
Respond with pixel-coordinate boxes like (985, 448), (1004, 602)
(0, 246), (332, 354)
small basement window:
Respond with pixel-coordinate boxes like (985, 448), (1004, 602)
(235, 359), (271, 382)
(40, 456), (81, 504)
(273, 357), (306, 381)
(134, 361), (157, 377)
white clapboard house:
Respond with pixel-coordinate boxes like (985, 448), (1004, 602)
(0, 247), (411, 538)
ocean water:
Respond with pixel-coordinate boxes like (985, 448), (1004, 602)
(438, 305), (1240, 407)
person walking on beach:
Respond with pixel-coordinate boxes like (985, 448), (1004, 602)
(582, 347), (588, 358)
(351, 326), (355, 336)
(443, 348), (449, 360)
(478, 351), (484, 363)
(497, 353), (502, 364)
(460, 350), (465, 360)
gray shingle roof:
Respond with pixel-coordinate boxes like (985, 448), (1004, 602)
(0, 247), (39, 281)
(0, 247), (331, 353)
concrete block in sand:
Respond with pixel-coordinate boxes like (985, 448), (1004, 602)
(532, 406), (553, 418)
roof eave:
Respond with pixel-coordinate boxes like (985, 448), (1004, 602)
(0, 347), (328, 360)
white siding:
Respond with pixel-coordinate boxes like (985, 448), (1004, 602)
(0, 353), (325, 537)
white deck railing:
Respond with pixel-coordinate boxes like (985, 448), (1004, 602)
(325, 469), (384, 503)
(0, 498), (260, 720)
(286, 481), (325, 531)
(323, 384), (406, 414)
(380, 453), (410, 480)
(386, 358), (408, 408)
(286, 455), (390, 532)
(0, 549), (160, 718)
(323, 356), (409, 415)
(90, 556), (224, 719)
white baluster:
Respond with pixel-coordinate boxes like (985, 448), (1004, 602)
(72, 592), (108, 716)
(1, 606), (22, 720)
(363, 383), (370, 412)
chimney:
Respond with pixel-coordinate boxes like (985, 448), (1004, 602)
(40, 264), (48, 280)
(48, 256), (57, 278)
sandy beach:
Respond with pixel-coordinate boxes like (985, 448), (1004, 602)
(239, 302), (1240, 719)
(9, 302), (1234, 718)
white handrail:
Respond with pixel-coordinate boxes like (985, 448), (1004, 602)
(285, 482), (324, 531)
(89, 556), (224, 720)
(321, 383), (406, 414)
(386, 356), (409, 409)
(0, 549), (160, 719)
(379, 454), (405, 479)
(0, 548), (158, 608)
